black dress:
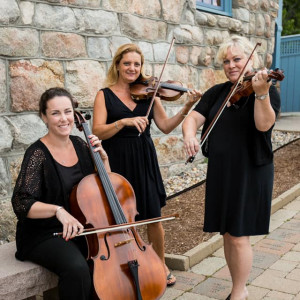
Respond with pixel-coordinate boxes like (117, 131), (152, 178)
(194, 82), (280, 236)
(101, 88), (166, 221)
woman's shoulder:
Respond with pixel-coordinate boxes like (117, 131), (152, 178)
(205, 81), (231, 96)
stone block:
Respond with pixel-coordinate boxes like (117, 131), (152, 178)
(121, 14), (167, 41)
(0, 242), (58, 300)
(161, 0), (185, 23)
(0, 60), (6, 113)
(0, 28), (39, 57)
(165, 253), (189, 271)
(41, 32), (87, 58)
(87, 37), (111, 59)
(19, 1), (34, 25)
(0, 0), (20, 24)
(34, 4), (76, 31)
(65, 60), (106, 108)
(10, 60), (64, 112)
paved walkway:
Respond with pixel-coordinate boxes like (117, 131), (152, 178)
(160, 112), (300, 300)
(162, 195), (300, 300)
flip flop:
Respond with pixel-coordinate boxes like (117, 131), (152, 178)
(167, 272), (176, 286)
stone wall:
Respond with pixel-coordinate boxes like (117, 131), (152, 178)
(0, 0), (279, 242)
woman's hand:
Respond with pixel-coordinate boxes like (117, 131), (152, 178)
(88, 135), (108, 160)
(55, 207), (84, 241)
(184, 136), (200, 157)
(252, 68), (271, 96)
(187, 89), (202, 106)
(120, 116), (149, 133)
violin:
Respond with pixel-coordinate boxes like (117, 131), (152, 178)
(229, 68), (284, 105)
(130, 76), (192, 101)
(68, 111), (167, 299)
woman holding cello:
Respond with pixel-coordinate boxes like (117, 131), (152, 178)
(11, 87), (110, 299)
(183, 36), (281, 300)
(92, 43), (202, 286)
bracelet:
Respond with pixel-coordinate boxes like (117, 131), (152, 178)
(114, 121), (120, 130)
(55, 206), (63, 215)
(255, 93), (269, 100)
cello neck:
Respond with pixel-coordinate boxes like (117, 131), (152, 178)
(80, 120), (127, 224)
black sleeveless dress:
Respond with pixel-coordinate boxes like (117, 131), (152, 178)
(101, 88), (166, 221)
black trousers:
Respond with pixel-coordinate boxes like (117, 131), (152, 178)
(26, 237), (92, 300)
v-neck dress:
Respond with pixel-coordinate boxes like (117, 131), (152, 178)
(101, 88), (166, 221)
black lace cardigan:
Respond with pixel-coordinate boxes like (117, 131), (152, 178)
(11, 135), (95, 260)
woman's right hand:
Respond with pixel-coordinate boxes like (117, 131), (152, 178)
(121, 116), (149, 133)
(184, 136), (200, 158)
(55, 207), (84, 241)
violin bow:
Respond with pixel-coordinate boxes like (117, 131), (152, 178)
(143, 38), (176, 119)
(186, 42), (261, 164)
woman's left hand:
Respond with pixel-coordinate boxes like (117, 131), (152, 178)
(88, 135), (108, 161)
(187, 89), (202, 105)
(252, 68), (271, 95)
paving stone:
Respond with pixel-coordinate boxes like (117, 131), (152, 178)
(268, 219), (284, 232)
(269, 259), (298, 272)
(192, 278), (231, 300)
(294, 293), (300, 300)
(160, 286), (183, 300)
(252, 250), (280, 269)
(286, 268), (300, 281)
(282, 251), (300, 262)
(247, 285), (269, 300)
(212, 248), (224, 258)
(191, 257), (226, 276)
(249, 234), (266, 245)
(171, 270), (205, 291)
(294, 212), (300, 220)
(284, 200), (300, 211)
(267, 228), (300, 244)
(177, 292), (217, 300)
(280, 219), (300, 232)
(263, 290), (294, 299)
(292, 243), (300, 251)
(251, 269), (300, 294)
(213, 265), (264, 283)
(253, 238), (294, 256)
(270, 209), (298, 222)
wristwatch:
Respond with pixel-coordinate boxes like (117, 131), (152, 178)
(255, 93), (269, 100)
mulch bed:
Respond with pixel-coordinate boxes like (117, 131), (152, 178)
(138, 138), (300, 255)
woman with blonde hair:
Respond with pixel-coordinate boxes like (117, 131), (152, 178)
(183, 35), (280, 300)
(93, 43), (201, 286)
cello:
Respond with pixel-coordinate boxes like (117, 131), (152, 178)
(68, 110), (167, 300)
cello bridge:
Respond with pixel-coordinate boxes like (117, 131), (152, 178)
(115, 238), (134, 247)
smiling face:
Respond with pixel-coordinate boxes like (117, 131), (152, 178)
(42, 96), (74, 138)
(117, 51), (142, 83)
(223, 46), (253, 83)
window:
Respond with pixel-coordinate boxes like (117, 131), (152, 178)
(196, 0), (232, 17)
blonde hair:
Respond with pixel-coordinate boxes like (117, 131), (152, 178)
(105, 44), (147, 87)
(216, 35), (260, 68)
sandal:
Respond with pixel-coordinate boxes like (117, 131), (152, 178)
(167, 272), (176, 286)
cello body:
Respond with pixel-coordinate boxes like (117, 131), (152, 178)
(70, 112), (166, 300)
